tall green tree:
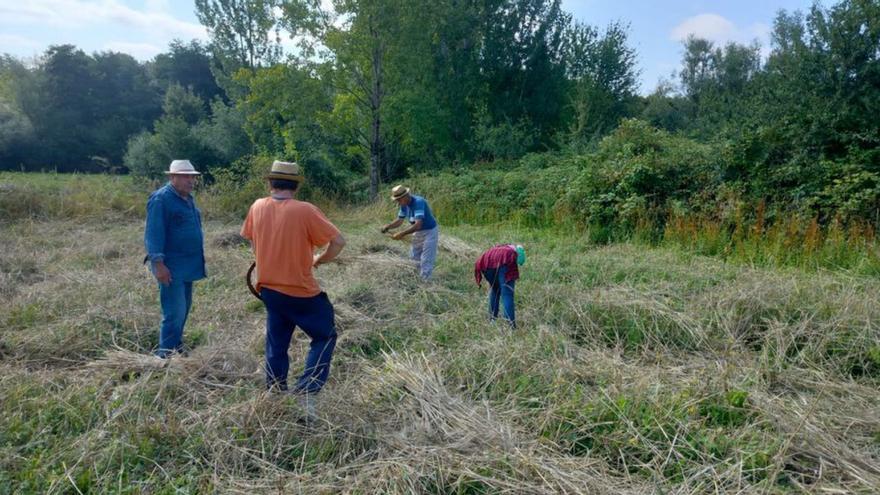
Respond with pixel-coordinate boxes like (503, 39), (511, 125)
(35, 45), (97, 167)
(478, 0), (570, 147)
(90, 52), (161, 164)
(564, 20), (639, 146)
(239, 63), (331, 157)
(639, 79), (692, 132)
(747, 0), (880, 215)
(281, 0), (410, 197)
(151, 39), (225, 103)
(3, 46), (160, 170)
(0, 56), (38, 167)
(124, 85), (217, 178)
(679, 36), (760, 135)
(195, 0), (283, 82)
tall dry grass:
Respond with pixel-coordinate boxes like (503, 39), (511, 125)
(662, 207), (880, 274)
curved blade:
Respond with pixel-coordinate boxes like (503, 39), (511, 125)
(246, 262), (261, 300)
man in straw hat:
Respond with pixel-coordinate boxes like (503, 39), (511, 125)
(241, 161), (346, 414)
(474, 244), (526, 329)
(144, 159), (206, 358)
(381, 185), (440, 280)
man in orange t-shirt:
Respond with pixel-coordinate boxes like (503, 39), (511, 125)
(241, 161), (346, 401)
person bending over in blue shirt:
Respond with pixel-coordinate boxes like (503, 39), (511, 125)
(381, 185), (440, 280)
(144, 160), (206, 358)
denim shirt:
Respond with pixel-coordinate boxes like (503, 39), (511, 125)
(144, 183), (206, 282)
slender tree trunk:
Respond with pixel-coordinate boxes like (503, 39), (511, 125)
(369, 23), (383, 199)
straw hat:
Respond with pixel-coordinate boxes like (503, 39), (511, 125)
(165, 159), (201, 175)
(265, 160), (305, 182)
(390, 184), (410, 200)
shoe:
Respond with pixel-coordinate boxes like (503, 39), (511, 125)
(292, 392), (318, 424)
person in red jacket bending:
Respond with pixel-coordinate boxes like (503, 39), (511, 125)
(474, 244), (526, 328)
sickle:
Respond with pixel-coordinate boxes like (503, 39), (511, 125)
(246, 262), (261, 300)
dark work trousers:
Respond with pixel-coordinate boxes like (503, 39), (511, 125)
(261, 288), (337, 394)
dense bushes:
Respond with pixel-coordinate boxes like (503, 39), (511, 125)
(414, 119), (880, 270)
(421, 119), (877, 228)
(198, 154), (336, 220)
(124, 85), (252, 180)
(418, 120), (716, 232)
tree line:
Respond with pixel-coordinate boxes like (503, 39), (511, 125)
(0, 41), (230, 172)
(0, 0), (878, 220)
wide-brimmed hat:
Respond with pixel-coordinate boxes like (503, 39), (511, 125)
(165, 159), (201, 175)
(390, 184), (410, 200)
(264, 160), (305, 182)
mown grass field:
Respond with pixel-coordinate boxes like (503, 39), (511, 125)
(1, 172), (879, 493)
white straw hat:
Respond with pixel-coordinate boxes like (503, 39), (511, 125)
(390, 184), (410, 200)
(165, 160), (201, 175)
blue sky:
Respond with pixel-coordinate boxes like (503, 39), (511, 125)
(561, 0), (818, 92)
(0, 0), (819, 94)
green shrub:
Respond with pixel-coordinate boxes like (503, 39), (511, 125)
(198, 154), (269, 219)
(200, 154), (334, 219)
(558, 119), (715, 233)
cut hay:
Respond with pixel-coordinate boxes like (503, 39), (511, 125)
(213, 231), (250, 248)
(182, 348), (261, 384)
(86, 348), (178, 373)
(224, 351), (651, 494)
(331, 252), (418, 271)
(438, 234), (480, 258)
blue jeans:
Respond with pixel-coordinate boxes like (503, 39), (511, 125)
(411, 226), (439, 280)
(482, 265), (516, 328)
(156, 281), (193, 357)
(261, 288), (337, 394)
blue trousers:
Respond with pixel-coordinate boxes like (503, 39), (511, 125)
(482, 265), (516, 328)
(156, 281), (193, 357)
(261, 288), (337, 394)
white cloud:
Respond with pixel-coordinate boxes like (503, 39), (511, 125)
(671, 13), (770, 50)
(102, 41), (162, 59)
(671, 13), (737, 43)
(0, 33), (40, 50)
(0, 0), (207, 40)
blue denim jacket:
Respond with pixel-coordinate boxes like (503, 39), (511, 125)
(144, 183), (206, 282)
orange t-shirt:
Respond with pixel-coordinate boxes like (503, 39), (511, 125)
(240, 197), (341, 297)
